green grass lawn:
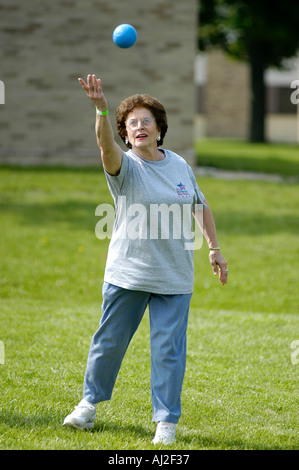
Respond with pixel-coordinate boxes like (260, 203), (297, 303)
(0, 164), (298, 450)
(196, 139), (299, 177)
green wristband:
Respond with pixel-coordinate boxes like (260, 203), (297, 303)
(96, 108), (109, 116)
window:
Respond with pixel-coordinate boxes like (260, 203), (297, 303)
(266, 86), (297, 114)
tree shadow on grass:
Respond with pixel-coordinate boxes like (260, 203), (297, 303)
(0, 200), (103, 232)
(177, 430), (292, 450)
(212, 210), (299, 236)
(93, 419), (154, 440)
(1, 411), (294, 450)
(196, 155), (299, 178)
(0, 409), (63, 430)
(1, 200), (299, 236)
(0, 409), (153, 440)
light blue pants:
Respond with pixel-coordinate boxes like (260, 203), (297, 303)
(83, 282), (192, 423)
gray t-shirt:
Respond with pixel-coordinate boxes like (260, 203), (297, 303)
(103, 148), (206, 294)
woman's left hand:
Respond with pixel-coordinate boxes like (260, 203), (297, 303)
(209, 250), (228, 285)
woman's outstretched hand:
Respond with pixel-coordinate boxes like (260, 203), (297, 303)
(78, 74), (108, 112)
(209, 250), (228, 285)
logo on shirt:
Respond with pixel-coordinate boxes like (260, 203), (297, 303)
(95, 196), (204, 250)
(176, 182), (190, 197)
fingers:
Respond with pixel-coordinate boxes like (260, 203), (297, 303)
(219, 264), (228, 285)
(90, 74), (102, 92)
(78, 74), (102, 95)
(212, 260), (218, 276)
(92, 74), (98, 90)
(87, 73), (95, 92)
(78, 77), (88, 91)
(78, 74), (107, 110)
(209, 251), (228, 285)
(212, 261), (227, 285)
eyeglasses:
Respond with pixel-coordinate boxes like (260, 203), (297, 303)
(126, 117), (155, 130)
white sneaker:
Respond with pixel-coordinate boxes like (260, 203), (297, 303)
(63, 399), (96, 430)
(152, 421), (176, 445)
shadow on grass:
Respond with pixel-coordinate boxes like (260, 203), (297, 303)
(0, 165), (103, 174)
(1, 411), (294, 450)
(177, 430), (291, 450)
(1, 200), (298, 236)
(212, 210), (299, 235)
(0, 409), (62, 429)
(196, 155), (299, 177)
(93, 419), (154, 440)
(0, 200), (102, 232)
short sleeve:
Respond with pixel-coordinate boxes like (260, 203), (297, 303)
(187, 165), (207, 209)
(104, 151), (129, 198)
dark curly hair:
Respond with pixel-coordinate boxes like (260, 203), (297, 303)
(116, 94), (168, 148)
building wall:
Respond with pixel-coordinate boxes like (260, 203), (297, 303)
(0, 0), (198, 166)
(205, 49), (250, 139)
(195, 50), (299, 143)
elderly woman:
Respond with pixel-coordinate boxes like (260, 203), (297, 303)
(63, 74), (228, 444)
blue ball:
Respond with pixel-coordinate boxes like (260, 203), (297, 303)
(113, 24), (137, 49)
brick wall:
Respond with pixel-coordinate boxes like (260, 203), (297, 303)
(0, 0), (198, 166)
(205, 49), (250, 139)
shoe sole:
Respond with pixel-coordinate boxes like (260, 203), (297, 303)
(152, 438), (175, 445)
(63, 420), (94, 430)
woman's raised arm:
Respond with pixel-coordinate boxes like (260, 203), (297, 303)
(78, 74), (122, 175)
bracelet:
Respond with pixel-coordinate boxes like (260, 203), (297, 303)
(209, 247), (221, 250)
(96, 108), (109, 116)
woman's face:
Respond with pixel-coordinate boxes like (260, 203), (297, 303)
(125, 107), (161, 150)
